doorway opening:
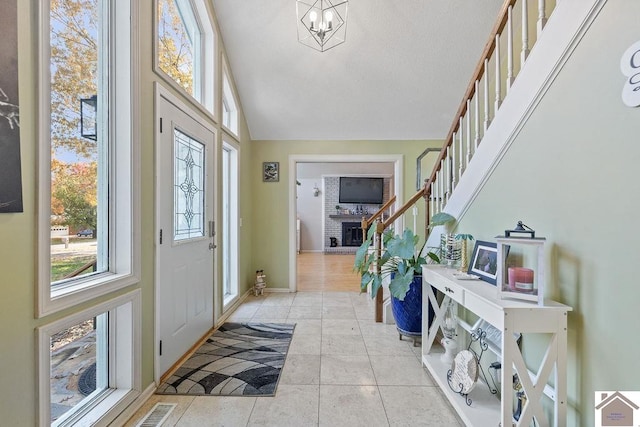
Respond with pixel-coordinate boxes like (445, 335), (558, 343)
(289, 155), (404, 293)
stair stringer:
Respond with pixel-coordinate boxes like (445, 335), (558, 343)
(427, 0), (607, 246)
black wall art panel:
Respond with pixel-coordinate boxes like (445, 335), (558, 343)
(0, 0), (22, 213)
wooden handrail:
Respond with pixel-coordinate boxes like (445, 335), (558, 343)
(426, 0), (517, 191)
(361, 195), (396, 231)
(382, 186), (427, 229)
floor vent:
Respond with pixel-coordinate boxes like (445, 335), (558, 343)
(136, 403), (176, 427)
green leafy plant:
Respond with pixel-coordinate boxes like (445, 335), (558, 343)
(354, 212), (456, 301)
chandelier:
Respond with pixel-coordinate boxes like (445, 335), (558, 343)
(296, 0), (348, 52)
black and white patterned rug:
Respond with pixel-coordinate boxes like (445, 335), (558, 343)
(156, 322), (295, 396)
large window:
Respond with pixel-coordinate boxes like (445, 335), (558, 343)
(222, 139), (239, 307)
(47, 0), (107, 291)
(156, 0), (216, 113)
(39, 0), (138, 314)
(38, 1), (139, 423)
(38, 290), (141, 426)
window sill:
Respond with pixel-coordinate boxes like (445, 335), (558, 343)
(40, 271), (139, 318)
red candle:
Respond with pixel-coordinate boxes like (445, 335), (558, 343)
(507, 267), (534, 292)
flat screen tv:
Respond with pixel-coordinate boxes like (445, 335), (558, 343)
(339, 177), (384, 204)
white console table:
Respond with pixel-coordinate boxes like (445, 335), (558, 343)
(421, 265), (572, 427)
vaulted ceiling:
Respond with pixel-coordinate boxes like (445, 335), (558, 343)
(212, 0), (503, 141)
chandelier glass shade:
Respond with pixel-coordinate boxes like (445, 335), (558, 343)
(296, 0), (348, 52)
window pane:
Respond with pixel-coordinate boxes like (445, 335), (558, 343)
(50, 0), (106, 287)
(222, 72), (238, 134)
(157, 0), (196, 96)
(174, 129), (205, 240)
(50, 313), (108, 423)
(222, 148), (230, 295)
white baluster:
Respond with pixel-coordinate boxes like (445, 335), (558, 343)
(466, 101), (471, 165)
(474, 81), (480, 150)
(537, 0), (546, 36)
(461, 116), (468, 169)
(495, 34), (502, 111)
(521, 0), (530, 63)
(430, 181), (435, 218)
(458, 127), (464, 180)
(435, 169), (440, 213)
(484, 58), (491, 131)
(446, 146), (451, 203)
(439, 161), (445, 211)
(452, 133), (457, 189)
(506, 5), (514, 91)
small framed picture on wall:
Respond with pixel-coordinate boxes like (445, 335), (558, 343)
(263, 162), (279, 182)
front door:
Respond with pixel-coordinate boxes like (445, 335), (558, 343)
(157, 90), (215, 377)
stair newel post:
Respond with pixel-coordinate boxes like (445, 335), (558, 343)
(374, 220), (385, 322)
(484, 58), (491, 131)
(537, 0), (547, 36)
(474, 81), (480, 150)
(521, 0), (530, 63)
(495, 33), (502, 111)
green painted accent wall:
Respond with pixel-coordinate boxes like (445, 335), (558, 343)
(455, 2), (640, 425)
(249, 140), (442, 290)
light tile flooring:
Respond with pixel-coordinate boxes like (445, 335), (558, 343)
(125, 291), (462, 427)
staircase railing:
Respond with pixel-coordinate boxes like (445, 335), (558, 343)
(363, 0), (558, 322)
(425, 0), (556, 226)
(362, 187), (428, 322)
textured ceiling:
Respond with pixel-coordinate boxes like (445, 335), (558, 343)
(212, 0), (503, 141)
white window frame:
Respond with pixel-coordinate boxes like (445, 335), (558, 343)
(154, 0), (217, 116)
(221, 57), (239, 137)
(37, 289), (141, 427)
(37, 0), (141, 317)
(222, 136), (239, 310)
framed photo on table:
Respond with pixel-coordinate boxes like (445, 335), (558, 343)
(263, 162), (279, 182)
(468, 240), (501, 285)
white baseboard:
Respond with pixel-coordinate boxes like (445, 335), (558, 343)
(110, 382), (157, 426)
(264, 287), (294, 293)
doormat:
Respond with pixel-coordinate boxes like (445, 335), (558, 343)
(156, 322), (295, 396)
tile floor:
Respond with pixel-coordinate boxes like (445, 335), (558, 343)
(125, 291), (463, 427)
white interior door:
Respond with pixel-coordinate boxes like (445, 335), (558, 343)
(157, 92), (215, 377)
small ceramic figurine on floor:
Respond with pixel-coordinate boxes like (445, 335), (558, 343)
(254, 270), (266, 296)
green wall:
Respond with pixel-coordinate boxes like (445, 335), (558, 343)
(455, 1), (640, 425)
(249, 140), (443, 290)
(0, 3), (37, 425)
